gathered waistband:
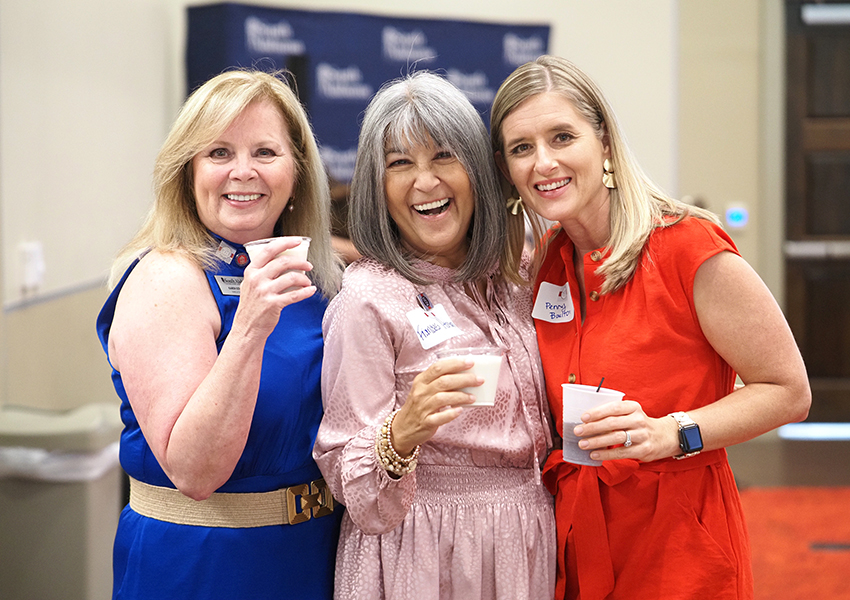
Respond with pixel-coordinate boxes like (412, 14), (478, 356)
(413, 465), (551, 506)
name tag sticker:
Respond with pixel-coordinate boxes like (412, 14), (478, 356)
(532, 281), (575, 323)
(406, 304), (463, 349)
(215, 275), (243, 296)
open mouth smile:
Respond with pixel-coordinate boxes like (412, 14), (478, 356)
(413, 197), (451, 216)
(535, 178), (570, 192)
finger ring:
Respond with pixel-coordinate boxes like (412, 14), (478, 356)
(623, 430), (633, 448)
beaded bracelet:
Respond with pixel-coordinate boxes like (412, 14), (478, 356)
(375, 409), (420, 477)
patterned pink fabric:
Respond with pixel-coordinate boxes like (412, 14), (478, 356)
(314, 257), (556, 600)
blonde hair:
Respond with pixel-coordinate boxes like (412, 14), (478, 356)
(491, 55), (720, 294)
(109, 69), (342, 297)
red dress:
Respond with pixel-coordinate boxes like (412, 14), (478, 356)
(535, 217), (753, 600)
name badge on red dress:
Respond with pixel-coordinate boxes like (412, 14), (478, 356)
(532, 281), (575, 323)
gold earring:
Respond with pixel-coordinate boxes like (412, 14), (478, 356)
(602, 158), (617, 189)
(506, 191), (524, 215)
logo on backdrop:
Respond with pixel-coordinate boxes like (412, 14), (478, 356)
(188, 5), (550, 183)
(382, 26), (437, 62)
(316, 64), (373, 100)
(503, 33), (546, 66)
(446, 69), (495, 104)
(321, 146), (358, 182)
(245, 17), (306, 55)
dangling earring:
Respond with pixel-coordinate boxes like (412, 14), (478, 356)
(506, 190), (524, 215)
(602, 158), (617, 189)
(287, 199), (294, 212)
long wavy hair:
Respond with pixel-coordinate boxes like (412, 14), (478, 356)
(109, 69), (342, 297)
(491, 55), (720, 294)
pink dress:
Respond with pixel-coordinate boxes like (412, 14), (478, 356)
(314, 257), (556, 600)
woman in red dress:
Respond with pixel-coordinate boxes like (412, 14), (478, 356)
(490, 55), (811, 600)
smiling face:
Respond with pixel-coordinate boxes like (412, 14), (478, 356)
(191, 99), (296, 245)
(384, 136), (474, 269)
(497, 92), (610, 229)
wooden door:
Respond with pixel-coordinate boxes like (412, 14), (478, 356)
(785, 1), (850, 421)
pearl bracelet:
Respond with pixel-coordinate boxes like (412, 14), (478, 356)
(375, 409), (420, 477)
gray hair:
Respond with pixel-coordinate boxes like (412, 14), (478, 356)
(350, 71), (524, 284)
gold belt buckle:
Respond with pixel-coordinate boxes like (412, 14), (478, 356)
(285, 478), (335, 524)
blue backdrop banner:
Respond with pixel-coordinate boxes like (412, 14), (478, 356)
(187, 3), (550, 182)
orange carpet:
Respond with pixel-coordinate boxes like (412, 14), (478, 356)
(739, 486), (850, 600)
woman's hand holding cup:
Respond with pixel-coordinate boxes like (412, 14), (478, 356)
(245, 236), (314, 295)
(570, 397), (679, 464)
(234, 237), (315, 341)
(390, 357), (480, 457)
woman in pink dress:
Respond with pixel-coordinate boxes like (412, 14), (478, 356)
(313, 71), (556, 600)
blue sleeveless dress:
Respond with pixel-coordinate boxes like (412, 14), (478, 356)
(96, 237), (341, 599)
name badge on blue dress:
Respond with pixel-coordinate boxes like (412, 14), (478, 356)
(215, 275), (243, 296)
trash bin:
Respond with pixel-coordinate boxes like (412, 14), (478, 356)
(0, 402), (123, 600)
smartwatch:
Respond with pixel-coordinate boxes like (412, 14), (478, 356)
(669, 411), (703, 459)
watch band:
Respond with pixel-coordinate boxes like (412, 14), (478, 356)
(669, 411), (696, 428)
(669, 411), (702, 459)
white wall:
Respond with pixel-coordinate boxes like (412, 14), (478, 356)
(0, 0), (176, 304)
(679, 1), (761, 265)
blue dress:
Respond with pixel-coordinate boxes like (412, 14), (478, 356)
(96, 237), (341, 599)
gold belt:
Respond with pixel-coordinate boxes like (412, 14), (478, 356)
(128, 476), (335, 528)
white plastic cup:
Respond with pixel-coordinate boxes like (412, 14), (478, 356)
(561, 383), (625, 466)
(435, 347), (504, 406)
(244, 236), (311, 271)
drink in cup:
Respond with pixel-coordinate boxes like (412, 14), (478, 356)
(244, 236), (311, 271)
(562, 383), (625, 466)
(435, 347), (503, 406)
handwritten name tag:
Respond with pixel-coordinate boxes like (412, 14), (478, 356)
(406, 304), (463, 349)
(532, 281), (575, 323)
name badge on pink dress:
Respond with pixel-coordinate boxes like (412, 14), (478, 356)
(532, 281), (575, 323)
(406, 304), (463, 349)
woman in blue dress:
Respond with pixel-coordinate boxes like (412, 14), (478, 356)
(96, 70), (343, 599)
